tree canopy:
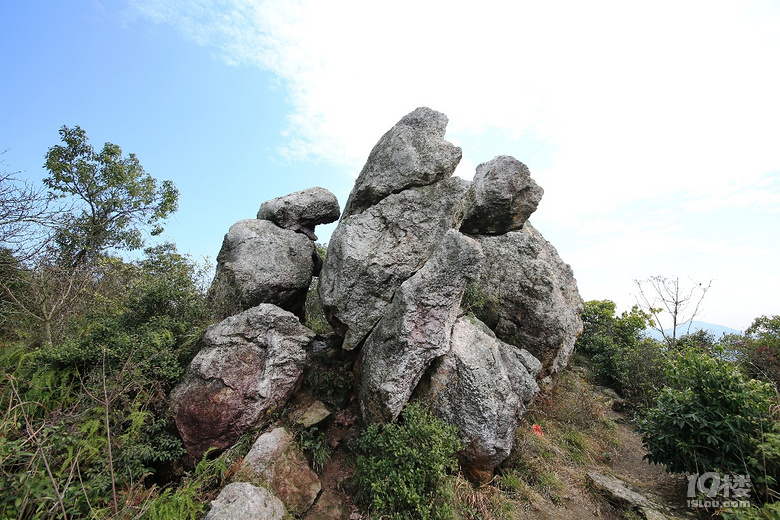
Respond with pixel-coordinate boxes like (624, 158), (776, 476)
(43, 125), (178, 266)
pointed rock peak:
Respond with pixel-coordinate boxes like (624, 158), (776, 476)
(342, 107), (462, 217)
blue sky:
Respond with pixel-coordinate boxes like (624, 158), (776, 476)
(2, 0), (779, 330)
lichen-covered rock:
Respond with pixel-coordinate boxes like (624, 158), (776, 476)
(204, 482), (287, 520)
(208, 219), (316, 318)
(342, 107), (462, 218)
(257, 186), (340, 240)
(418, 315), (542, 484)
(460, 155), (543, 235)
(359, 230), (484, 424)
(170, 304), (314, 464)
(319, 177), (473, 350)
(242, 426), (322, 516)
(471, 222), (583, 378)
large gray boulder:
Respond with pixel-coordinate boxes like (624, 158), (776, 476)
(204, 482), (287, 520)
(342, 107), (462, 218)
(319, 177), (473, 350)
(208, 219), (316, 318)
(359, 230), (484, 424)
(470, 222), (583, 378)
(418, 315), (542, 484)
(170, 304), (314, 464)
(257, 186), (340, 240)
(242, 426), (322, 516)
(460, 155), (544, 235)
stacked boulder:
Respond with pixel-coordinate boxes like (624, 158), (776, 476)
(172, 187), (339, 464)
(171, 107), (583, 497)
(319, 107), (583, 481)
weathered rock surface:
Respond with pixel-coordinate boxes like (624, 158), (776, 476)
(359, 230), (484, 424)
(319, 177), (473, 350)
(460, 155), (543, 235)
(204, 482), (287, 520)
(243, 426), (322, 516)
(471, 222), (583, 378)
(257, 186), (340, 240)
(587, 471), (668, 520)
(209, 219), (316, 318)
(342, 107), (462, 218)
(418, 315), (542, 484)
(171, 304), (314, 463)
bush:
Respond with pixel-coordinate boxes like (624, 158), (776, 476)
(637, 348), (776, 476)
(353, 402), (462, 520)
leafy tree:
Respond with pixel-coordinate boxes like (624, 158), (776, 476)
(634, 275), (711, 346)
(1, 127), (180, 346)
(43, 125), (179, 267)
(576, 300), (660, 399)
(742, 315), (780, 389)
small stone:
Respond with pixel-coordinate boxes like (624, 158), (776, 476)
(204, 482), (287, 520)
(297, 400), (331, 428)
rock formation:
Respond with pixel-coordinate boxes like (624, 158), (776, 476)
(174, 106), (583, 504)
(359, 229), (484, 424)
(170, 304), (314, 463)
(416, 315), (541, 483)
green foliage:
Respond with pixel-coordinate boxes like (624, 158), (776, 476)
(461, 279), (501, 328)
(576, 300), (666, 409)
(354, 402), (462, 520)
(43, 125), (179, 265)
(0, 244), (209, 518)
(295, 426), (332, 473)
(304, 278), (332, 335)
(637, 348), (776, 476)
(740, 315), (780, 389)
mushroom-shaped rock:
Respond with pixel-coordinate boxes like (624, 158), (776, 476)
(342, 107), (462, 217)
(461, 155), (543, 235)
(319, 177), (473, 350)
(471, 222), (583, 378)
(242, 427), (322, 516)
(257, 187), (341, 240)
(170, 304), (314, 464)
(208, 219), (316, 319)
(417, 315), (542, 484)
(359, 229), (484, 424)
(204, 482), (287, 520)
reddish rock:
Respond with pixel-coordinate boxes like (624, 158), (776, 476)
(243, 426), (322, 516)
(171, 304), (314, 464)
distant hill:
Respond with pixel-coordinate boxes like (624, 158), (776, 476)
(645, 321), (741, 341)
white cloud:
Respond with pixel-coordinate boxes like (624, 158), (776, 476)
(129, 0), (780, 328)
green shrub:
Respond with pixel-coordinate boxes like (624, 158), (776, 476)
(637, 348), (776, 476)
(353, 402), (462, 520)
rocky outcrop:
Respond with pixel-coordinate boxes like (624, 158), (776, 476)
(471, 223), (583, 378)
(209, 219), (317, 318)
(204, 482), (287, 520)
(460, 155), (543, 235)
(417, 315), (541, 483)
(242, 427), (322, 516)
(170, 304), (314, 463)
(359, 230), (484, 423)
(186, 107), (583, 500)
(342, 107), (462, 218)
(257, 186), (340, 240)
(319, 177), (473, 350)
